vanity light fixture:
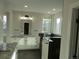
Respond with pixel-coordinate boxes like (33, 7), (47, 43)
(20, 15), (33, 20)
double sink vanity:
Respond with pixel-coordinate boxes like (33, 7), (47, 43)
(0, 33), (61, 59)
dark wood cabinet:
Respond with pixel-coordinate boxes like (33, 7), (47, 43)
(48, 38), (61, 59)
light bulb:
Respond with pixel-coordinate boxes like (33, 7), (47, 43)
(24, 5), (28, 7)
(52, 8), (56, 11)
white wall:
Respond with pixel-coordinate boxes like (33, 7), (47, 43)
(0, 0), (5, 13)
(60, 0), (79, 59)
(9, 11), (45, 36)
(42, 39), (49, 59)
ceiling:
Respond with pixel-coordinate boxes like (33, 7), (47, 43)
(5, 0), (63, 14)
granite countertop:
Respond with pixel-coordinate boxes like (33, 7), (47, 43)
(0, 43), (17, 59)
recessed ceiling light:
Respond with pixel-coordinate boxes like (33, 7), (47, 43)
(48, 11), (51, 14)
(24, 5), (28, 7)
(52, 8), (56, 11)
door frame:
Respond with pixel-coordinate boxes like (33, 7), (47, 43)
(67, 1), (79, 59)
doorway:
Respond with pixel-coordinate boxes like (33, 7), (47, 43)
(24, 23), (29, 35)
(69, 9), (79, 59)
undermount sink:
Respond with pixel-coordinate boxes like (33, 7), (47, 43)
(0, 42), (15, 52)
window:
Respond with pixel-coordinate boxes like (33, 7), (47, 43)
(42, 19), (51, 33)
(3, 15), (7, 32)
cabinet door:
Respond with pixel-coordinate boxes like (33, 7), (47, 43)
(48, 38), (61, 59)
